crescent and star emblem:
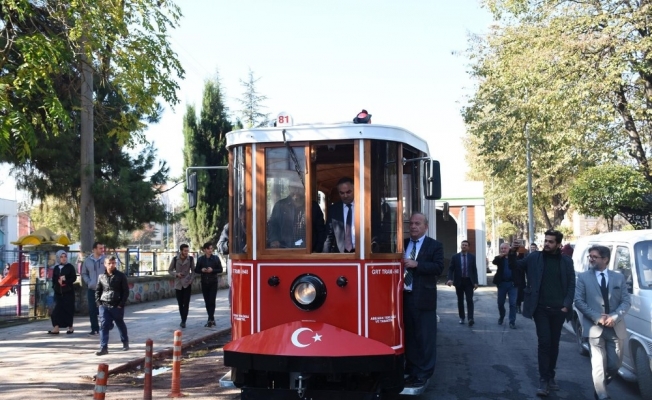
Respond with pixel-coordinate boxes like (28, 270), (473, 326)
(290, 328), (323, 348)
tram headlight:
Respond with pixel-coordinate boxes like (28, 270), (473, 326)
(290, 274), (327, 311)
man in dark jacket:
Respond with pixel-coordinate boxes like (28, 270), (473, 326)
(195, 242), (223, 327)
(403, 212), (444, 389)
(95, 256), (130, 355)
(446, 240), (479, 326)
(510, 230), (575, 397)
(493, 242), (525, 329)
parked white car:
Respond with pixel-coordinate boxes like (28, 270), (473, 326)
(570, 231), (652, 399)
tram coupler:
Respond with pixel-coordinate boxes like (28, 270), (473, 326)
(290, 372), (310, 398)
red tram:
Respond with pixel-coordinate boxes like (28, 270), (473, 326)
(218, 117), (441, 399)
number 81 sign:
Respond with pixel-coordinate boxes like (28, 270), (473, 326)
(276, 112), (293, 127)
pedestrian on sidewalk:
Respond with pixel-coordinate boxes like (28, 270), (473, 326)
(446, 240), (478, 326)
(95, 256), (129, 355)
(510, 230), (575, 397)
(195, 242), (223, 327)
(169, 244), (194, 328)
(48, 250), (77, 335)
(81, 241), (105, 335)
(575, 245), (630, 400)
(493, 242), (522, 329)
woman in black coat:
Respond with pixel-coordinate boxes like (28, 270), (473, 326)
(48, 250), (77, 334)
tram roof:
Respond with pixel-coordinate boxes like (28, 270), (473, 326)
(226, 123), (431, 155)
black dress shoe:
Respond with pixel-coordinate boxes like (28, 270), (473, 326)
(96, 348), (108, 356)
(180, 321), (186, 328)
(468, 319), (474, 327)
(498, 317), (504, 325)
(536, 379), (549, 397)
(406, 378), (426, 388)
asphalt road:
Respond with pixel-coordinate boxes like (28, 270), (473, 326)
(409, 285), (642, 400)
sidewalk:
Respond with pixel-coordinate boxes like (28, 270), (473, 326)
(0, 288), (231, 399)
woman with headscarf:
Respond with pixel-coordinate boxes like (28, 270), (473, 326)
(48, 250), (77, 334)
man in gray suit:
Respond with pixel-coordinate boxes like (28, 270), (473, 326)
(574, 245), (631, 400)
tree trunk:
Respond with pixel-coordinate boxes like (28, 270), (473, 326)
(80, 39), (95, 253)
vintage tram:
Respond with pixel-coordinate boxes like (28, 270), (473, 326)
(216, 117), (441, 399)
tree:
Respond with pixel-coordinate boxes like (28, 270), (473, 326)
(183, 75), (232, 248)
(1, 0), (184, 157)
(462, 1), (638, 230)
(237, 68), (269, 128)
(1, 0), (184, 251)
(13, 137), (171, 249)
(569, 164), (652, 231)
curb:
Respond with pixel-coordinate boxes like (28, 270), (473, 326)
(107, 327), (232, 376)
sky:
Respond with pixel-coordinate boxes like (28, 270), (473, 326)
(1, 0), (493, 204)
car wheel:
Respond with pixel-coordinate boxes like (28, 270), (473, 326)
(635, 346), (652, 399)
(573, 318), (590, 356)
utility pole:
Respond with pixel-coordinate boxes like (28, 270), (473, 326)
(526, 124), (535, 245)
(80, 36), (95, 253)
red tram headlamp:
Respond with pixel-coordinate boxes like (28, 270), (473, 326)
(290, 274), (327, 311)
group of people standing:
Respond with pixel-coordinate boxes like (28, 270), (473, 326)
(445, 231), (628, 399)
(47, 242), (130, 356)
(46, 239), (225, 356)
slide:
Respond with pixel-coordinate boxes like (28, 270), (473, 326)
(0, 263), (19, 297)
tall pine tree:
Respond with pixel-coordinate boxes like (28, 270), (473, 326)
(183, 75), (232, 248)
(237, 69), (269, 128)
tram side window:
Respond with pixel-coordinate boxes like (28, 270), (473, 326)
(266, 147), (308, 249)
(402, 147), (422, 240)
(370, 141), (398, 253)
(232, 146), (247, 254)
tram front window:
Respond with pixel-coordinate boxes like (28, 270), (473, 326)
(265, 146), (309, 249)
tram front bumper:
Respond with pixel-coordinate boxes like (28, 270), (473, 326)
(224, 320), (399, 373)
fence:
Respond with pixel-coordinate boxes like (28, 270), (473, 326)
(0, 248), (204, 325)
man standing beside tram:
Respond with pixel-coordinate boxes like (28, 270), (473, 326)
(403, 212), (444, 389)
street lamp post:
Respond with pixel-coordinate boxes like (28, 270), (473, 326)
(526, 124), (535, 245)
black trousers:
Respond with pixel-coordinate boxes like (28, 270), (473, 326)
(201, 280), (218, 321)
(403, 292), (437, 381)
(175, 286), (192, 323)
(533, 305), (567, 381)
(455, 277), (474, 320)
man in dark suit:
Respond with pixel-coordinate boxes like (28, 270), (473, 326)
(575, 245), (630, 400)
(446, 240), (478, 326)
(403, 212), (444, 389)
(323, 177), (355, 253)
(510, 230), (575, 397)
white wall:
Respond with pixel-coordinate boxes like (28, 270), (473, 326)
(0, 198), (18, 251)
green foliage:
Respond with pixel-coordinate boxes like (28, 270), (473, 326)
(497, 221), (518, 239)
(237, 69), (269, 128)
(183, 75), (232, 248)
(569, 165), (652, 231)
(464, 0), (652, 232)
(0, 0), (184, 159)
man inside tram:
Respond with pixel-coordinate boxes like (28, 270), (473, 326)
(323, 177), (356, 253)
(268, 185), (325, 250)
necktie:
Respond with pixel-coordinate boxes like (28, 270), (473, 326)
(600, 272), (610, 314)
(405, 240), (417, 286)
(344, 204), (353, 252)
(462, 254), (467, 277)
